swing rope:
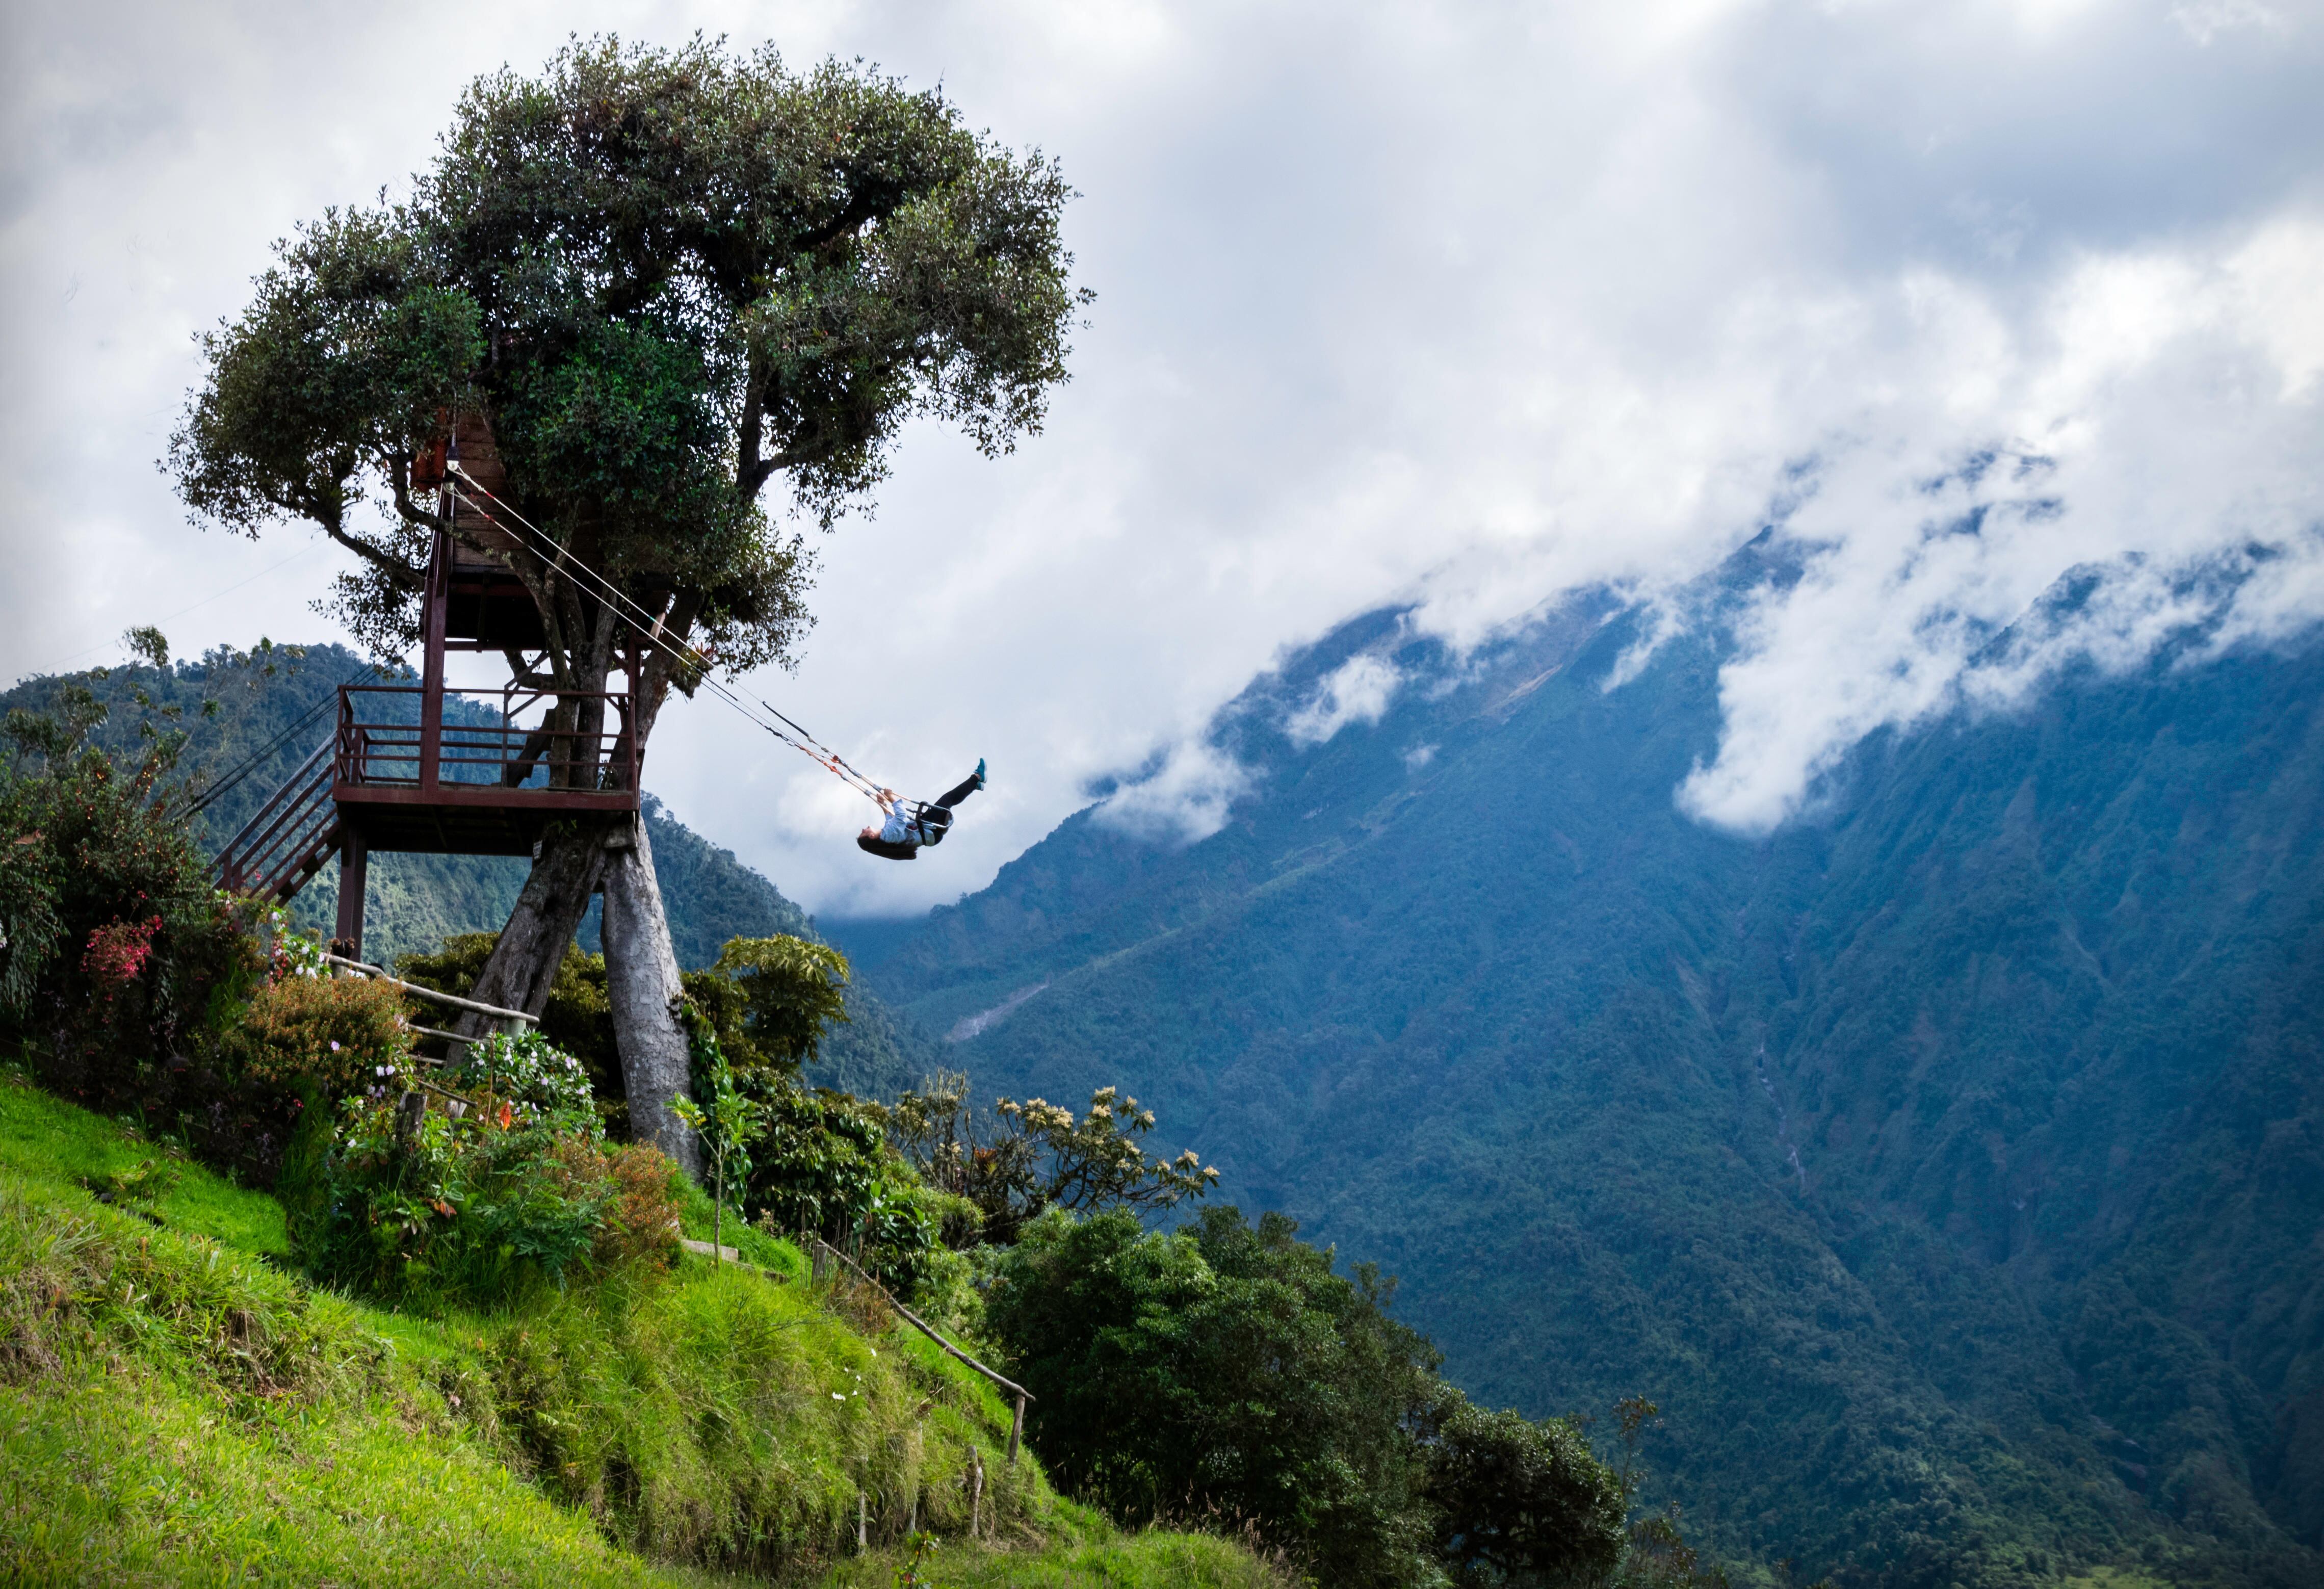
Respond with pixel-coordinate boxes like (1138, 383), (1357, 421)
(440, 467), (893, 809)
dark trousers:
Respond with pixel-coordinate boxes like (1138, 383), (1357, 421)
(932, 771), (981, 811)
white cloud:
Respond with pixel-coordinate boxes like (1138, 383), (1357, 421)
(4, 0), (2321, 915)
(1285, 654), (1402, 747)
(1668, 217), (2324, 833)
(1090, 739), (1252, 845)
(2169, 1), (2289, 46)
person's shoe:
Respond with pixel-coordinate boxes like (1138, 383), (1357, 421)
(975, 757), (987, 790)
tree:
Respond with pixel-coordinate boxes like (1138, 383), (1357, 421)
(170, 37), (1087, 1173)
(888, 1072), (1217, 1245)
(1415, 1393), (1629, 1587)
(709, 934), (850, 1070)
(981, 1205), (1637, 1588)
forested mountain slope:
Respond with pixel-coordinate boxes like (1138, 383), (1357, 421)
(0, 646), (936, 1098)
(841, 552), (2324, 1587)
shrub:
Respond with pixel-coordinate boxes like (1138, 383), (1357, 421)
(737, 1067), (938, 1290)
(1417, 1392), (1628, 1587)
(1, 686), (285, 1176)
(221, 970), (414, 1096)
(444, 1027), (595, 1124)
(297, 1029), (682, 1310)
(984, 1204), (1632, 1588)
(396, 935), (622, 1118)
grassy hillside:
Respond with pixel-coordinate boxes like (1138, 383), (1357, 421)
(843, 562), (2324, 1587)
(0, 1069), (1278, 1586)
(0, 645), (940, 1099)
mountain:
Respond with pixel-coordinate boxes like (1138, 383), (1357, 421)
(835, 551), (2324, 1587)
(1, 644), (938, 1099)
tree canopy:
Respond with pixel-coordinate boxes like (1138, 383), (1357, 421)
(981, 1205), (1632, 1587)
(172, 36), (1087, 725)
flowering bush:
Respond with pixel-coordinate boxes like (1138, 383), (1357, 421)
(222, 971), (414, 1095)
(81, 915), (162, 990)
(300, 1089), (682, 1308)
(3, 682), (280, 1175)
(443, 1028), (594, 1124)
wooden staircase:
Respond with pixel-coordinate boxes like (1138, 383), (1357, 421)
(212, 741), (341, 904)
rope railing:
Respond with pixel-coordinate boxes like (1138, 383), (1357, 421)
(322, 953), (538, 1027)
(806, 1234), (1031, 1465)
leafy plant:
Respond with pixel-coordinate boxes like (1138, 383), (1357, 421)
(982, 1203), (1639, 1588)
(0, 669), (282, 1176)
(674, 1001), (768, 1266)
(708, 934), (852, 1069)
(890, 1072), (1216, 1246)
(299, 1034), (680, 1308)
(740, 1070), (941, 1291)
(444, 1027), (595, 1126)
(221, 970), (415, 1096)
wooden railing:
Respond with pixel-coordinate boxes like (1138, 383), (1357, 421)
(212, 740), (338, 900)
(335, 685), (636, 795)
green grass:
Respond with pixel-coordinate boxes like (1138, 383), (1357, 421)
(822, 1527), (1291, 1587)
(0, 1069), (1286, 1585)
(0, 1072), (290, 1259)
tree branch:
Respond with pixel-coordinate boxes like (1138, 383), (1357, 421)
(324, 522), (426, 591)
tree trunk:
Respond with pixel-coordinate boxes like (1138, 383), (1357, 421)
(462, 823), (609, 1023)
(601, 811), (701, 1179)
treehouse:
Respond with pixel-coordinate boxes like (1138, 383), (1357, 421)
(215, 417), (639, 957)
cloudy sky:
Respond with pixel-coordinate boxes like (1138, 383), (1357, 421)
(5, 0), (2321, 918)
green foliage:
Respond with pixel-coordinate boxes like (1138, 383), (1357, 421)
(676, 999), (770, 1267)
(0, 680), (286, 1177)
(1415, 1392), (1629, 1587)
(448, 1027), (598, 1123)
(890, 1072), (1217, 1246)
(299, 1060), (682, 1310)
(981, 1204), (1623, 1587)
(220, 965), (416, 1095)
(171, 33), (1087, 730)
(738, 1071), (939, 1292)
(712, 934), (852, 1070)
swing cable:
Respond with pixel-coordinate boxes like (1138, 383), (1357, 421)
(440, 470), (891, 806)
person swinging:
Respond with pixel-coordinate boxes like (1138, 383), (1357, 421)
(858, 760), (986, 861)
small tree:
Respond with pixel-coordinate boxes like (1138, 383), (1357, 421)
(675, 1002), (768, 1265)
(889, 1072), (1217, 1245)
(709, 934), (850, 1070)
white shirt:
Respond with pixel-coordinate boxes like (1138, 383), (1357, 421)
(879, 802), (916, 845)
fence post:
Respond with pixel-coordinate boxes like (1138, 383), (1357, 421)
(971, 1446), (984, 1539)
(1008, 1394), (1025, 1466)
(857, 1490), (867, 1551)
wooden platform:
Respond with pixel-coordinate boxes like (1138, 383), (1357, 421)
(333, 682), (639, 856)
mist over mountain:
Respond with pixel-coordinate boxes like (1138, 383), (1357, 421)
(838, 543), (2324, 1585)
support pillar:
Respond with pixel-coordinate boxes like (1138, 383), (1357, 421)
(333, 826), (368, 961)
(418, 529), (449, 792)
(601, 813), (701, 1178)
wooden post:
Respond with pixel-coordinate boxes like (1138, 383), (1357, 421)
(417, 529), (450, 792)
(333, 826), (368, 961)
(1008, 1395), (1024, 1466)
(856, 1490), (867, 1551)
(970, 1447), (984, 1539)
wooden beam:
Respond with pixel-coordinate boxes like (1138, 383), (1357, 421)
(333, 827), (368, 959)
